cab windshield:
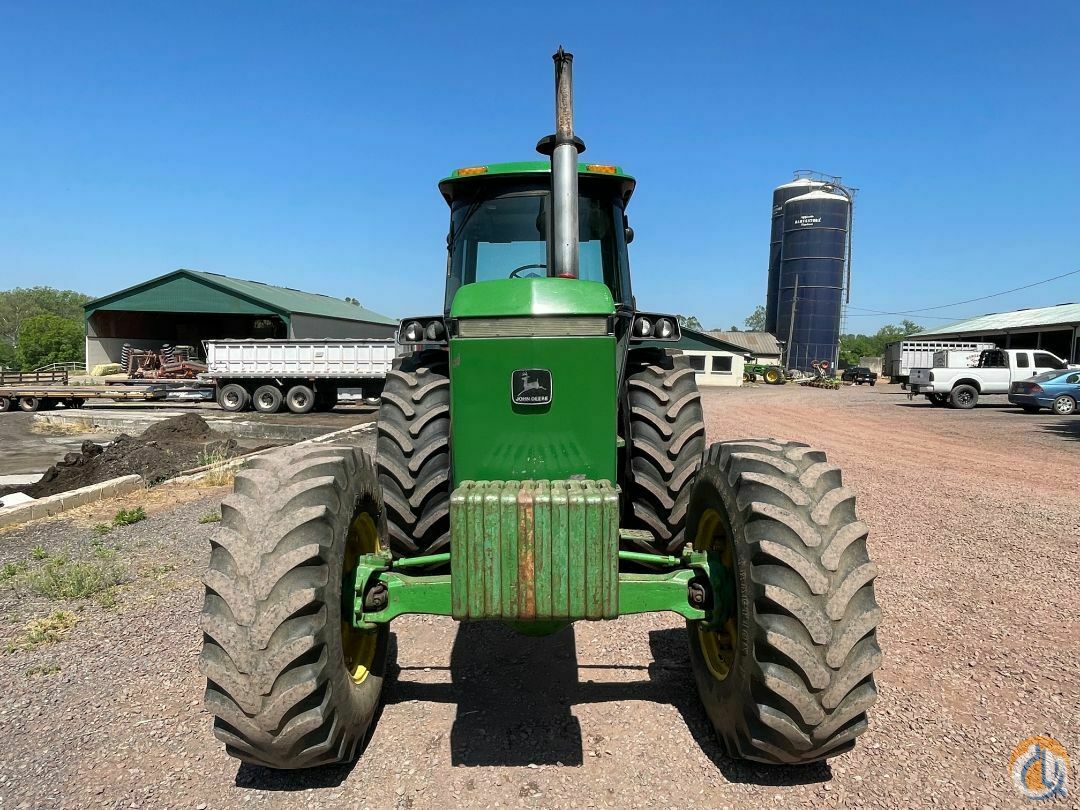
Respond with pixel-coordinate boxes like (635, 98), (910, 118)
(445, 181), (631, 312)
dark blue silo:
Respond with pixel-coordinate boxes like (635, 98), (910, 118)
(776, 189), (850, 370)
(765, 180), (825, 334)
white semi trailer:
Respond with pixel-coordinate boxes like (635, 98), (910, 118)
(883, 339), (996, 385)
(203, 338), (398, 413)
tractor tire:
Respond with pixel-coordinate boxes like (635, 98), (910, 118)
(623, 349), (706, 555)
(0, 397), (11, 413)
(1052, 394), (1076, 416)
(949, 384), (978, 409)
(17, 397), (41, 412)
(199, 444), (389, 769)
(285, 385), (316, 415)
(217, 384), (250, 412)
(252, 384), (283, 414)
(376, 350), (450, 558)
(685, 439), (881, 765)
(763, 368), (782, 385)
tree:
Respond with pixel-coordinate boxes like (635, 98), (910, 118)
(743, 305), (766, 332)
(728, 325), (741, 332)
(677, 315), (703, 331)
(15, 314), (84, 370)
(838, 320), (923, 366)
(0, 287), (90, 348)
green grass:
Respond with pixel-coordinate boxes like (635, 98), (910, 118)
(1, 561), (28, 583)
(23, 554), (127, 600)
(197, 512), (221, 524)
(25, 662), (62, 677)
(6, 611), (77, 652)
(30, 545), (49, 560)
(92, 523), (112, 537)
(112, 506), (147, 526)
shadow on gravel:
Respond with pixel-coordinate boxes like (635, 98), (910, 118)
(1038, 418), (1080, 441)
(383, 624), (831, 786)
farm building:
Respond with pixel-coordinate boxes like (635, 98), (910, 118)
(83, 269), (397, 367)
(706, 331), (784, 364)
(914, 302), (1080, 364)
(642, 329), (750, 387)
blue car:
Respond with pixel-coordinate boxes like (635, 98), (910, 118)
(1009, 369), (1080, 415)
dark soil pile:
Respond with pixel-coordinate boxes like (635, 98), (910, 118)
(15, 414), (237, 499)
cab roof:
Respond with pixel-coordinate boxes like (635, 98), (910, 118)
(439, 161), (636, 205)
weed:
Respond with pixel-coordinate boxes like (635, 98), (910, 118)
(198, 512), (221, 524)
(92, 523), (112, 537)
(196, 444), (235, 487)
(6, 611), (78, 652)
(31, 545), (49, 560)
(1, 561), (28, 583)
(24, 554), (127, 600)
(112, 506), (147, 526)
(95, 588), (119, 609)
(25, 663), (62, 676)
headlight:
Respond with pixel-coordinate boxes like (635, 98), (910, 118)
(403, 321), (424, 342)
(424, 321), (446, 341)
(654, 317), (675, 339)
(633, 317), (653, 338)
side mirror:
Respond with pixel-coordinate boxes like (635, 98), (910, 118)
(625, 226), (635, 244)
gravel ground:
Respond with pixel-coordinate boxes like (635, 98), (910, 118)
(0, 382), (1076, 809)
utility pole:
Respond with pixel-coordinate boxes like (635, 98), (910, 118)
(785, 274), (799, 369)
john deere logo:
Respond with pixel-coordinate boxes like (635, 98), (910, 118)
(512, 369), (552, 406)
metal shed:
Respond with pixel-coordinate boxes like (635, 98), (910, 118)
(913, 302), (1080, 364)
(83, 269), (397, 367)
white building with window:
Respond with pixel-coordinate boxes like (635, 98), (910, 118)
(642, 329), (749, 387)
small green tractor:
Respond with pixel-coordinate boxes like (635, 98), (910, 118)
(743, 364), (786, 384)
(200, 49), (881, 769)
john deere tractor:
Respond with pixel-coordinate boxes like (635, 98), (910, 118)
(200, 49), (881, 769)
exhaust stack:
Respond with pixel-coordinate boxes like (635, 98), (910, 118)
(538, 47), (585, 279)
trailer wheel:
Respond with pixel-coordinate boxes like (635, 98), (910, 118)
(685, 439), (881, 764)
(17, 397), (41, 412)
(217, 384), (250, 412)
(200, 444), (388, 768)
(0, 397), (11, 412)
(949, 384), (978, 409)
(286, 385), (316, 414)
(252, 385), (283, 414)
(623, 349), (706, 555)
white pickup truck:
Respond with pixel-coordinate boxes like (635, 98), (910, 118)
(909, 348), (1072, 409)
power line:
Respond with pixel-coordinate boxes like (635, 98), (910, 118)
(847, 267), (1080, 317)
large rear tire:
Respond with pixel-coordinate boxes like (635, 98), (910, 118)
(685, 439), (881, 764)
(217, 383), (250, 413)
(252, 384), (283, 414)
(285, 384), (316, 415)
(623, 349), (706, 555)
(376, 350), (451, 558)
(17, 397), (41, 412)
(949, 384), (978, 409)
(200, 444), (388, 769)
(0, 397), (12, 412)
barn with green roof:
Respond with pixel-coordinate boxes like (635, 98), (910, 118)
(83, 269), (397, 367)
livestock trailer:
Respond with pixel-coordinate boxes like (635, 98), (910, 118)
(883, 339), (995, 384)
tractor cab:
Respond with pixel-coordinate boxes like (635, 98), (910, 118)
(438, 163), (636, 312)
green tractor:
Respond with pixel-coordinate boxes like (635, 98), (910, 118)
(199, 49), (881, 769)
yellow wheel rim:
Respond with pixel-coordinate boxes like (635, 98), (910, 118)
(341, 511), (380, 684)
(693, 507), (738, 682)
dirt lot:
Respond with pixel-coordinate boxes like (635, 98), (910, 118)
(0, 383), (1076, 808)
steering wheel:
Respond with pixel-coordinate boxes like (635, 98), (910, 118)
(508, 263), (547, 278)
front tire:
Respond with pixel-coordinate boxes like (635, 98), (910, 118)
(376, 350), (450, 558)
(1052, 395), (1076, 416)
(624, 349), (706, 555)
(685, 439), (881, 764)
(200, 444), (388, 769)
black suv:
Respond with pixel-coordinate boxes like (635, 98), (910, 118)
(841, 366), (878, 386)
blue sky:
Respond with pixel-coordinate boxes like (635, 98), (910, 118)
(2, 1), (1078, 332)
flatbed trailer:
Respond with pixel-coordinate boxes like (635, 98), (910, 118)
(0, 384), (169, 413)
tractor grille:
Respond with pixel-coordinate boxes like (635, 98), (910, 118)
(456, 316), (610, 338)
